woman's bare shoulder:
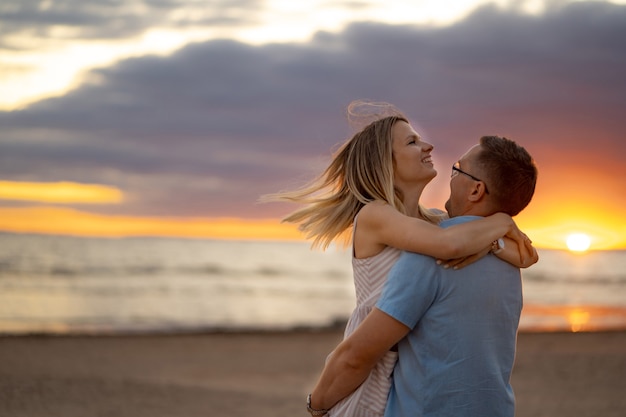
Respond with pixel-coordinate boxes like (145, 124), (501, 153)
(359, 200), (392, 217)
(354, 201), (391, 258)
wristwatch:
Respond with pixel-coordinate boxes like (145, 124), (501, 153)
(307, 394), (330, 416)
(491, 238), (505, 254)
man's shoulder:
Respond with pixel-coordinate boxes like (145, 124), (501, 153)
(440, 215), (483, 228)
(391, 251), (440, 283)
(396, 249), (437, 265)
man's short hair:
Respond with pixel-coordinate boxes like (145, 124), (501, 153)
(476, 136), (537, 216)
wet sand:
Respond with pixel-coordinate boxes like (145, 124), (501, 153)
(1, 330), (624, 417)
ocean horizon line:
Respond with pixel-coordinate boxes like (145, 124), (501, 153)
(1, 230), (625, 253)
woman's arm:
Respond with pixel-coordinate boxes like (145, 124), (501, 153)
(437, 236), (539, 269)
(359, 202), (532, 263)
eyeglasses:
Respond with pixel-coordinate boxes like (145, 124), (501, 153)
(451, 161), (489, 194)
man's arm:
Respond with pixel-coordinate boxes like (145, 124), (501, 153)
(308, 308), (410, 411)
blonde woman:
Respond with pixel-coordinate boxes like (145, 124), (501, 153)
(264, 101), (537, 417)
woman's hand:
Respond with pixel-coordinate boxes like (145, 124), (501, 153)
(499, 234), (538, 268)
(501, 215), (534, 265)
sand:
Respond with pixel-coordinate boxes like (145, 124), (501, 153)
(1, 330), (625, 417)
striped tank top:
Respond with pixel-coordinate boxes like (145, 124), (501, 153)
(328, 218), (403, 417)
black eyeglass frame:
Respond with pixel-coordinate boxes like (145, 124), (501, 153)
(451, 162), (490, 194)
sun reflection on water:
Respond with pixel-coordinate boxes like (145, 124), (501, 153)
(568, 308), (590, 332)
(521, 304), (626, 333)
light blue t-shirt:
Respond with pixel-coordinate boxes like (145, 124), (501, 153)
(376, 216), (522, 417)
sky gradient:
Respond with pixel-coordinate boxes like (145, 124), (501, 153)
(1, 0), (625, 250)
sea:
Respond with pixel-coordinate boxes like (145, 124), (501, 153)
(0, 232), (624, 335)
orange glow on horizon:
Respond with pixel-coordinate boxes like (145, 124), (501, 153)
(0, 160), (625, 251)
(0, 206), (304, 241)
(0, 203), (624, 249)
(0, 181), (123, 204)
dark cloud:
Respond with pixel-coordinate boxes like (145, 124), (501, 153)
(1, 1), (625, 218)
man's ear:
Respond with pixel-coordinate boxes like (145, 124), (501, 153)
(467, 181), (488, 202)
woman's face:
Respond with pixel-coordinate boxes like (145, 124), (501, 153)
(391, 120), (437, 189)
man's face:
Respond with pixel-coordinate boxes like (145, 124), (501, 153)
(444, 145), (483, 217)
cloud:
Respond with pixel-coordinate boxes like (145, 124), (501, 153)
(0, 0), (265, 50)
(0, 1), (625, 219)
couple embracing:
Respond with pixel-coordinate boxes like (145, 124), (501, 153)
(265, 100), (538, 417)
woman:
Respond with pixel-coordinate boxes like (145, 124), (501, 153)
(264, 101), (537, 416)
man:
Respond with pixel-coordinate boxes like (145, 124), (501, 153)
(307, 136), (538, 417)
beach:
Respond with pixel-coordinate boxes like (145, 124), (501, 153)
(1, 330), (625, 417)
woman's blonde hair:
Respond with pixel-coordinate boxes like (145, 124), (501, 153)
(263, 101), (442, 249)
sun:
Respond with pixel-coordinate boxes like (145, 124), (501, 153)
(566, 233), (591, 252)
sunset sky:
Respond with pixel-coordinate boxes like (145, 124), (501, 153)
(1, 0), (625, 251)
